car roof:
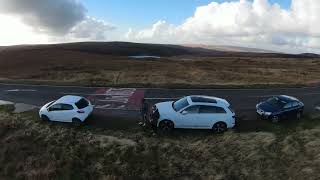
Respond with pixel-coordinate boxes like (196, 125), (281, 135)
(187, 95), (230, 107)
(277, 95), (300, 103)
(55, 95), (83, 104)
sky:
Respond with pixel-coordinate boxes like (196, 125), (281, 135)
(0, 0), (319, 53)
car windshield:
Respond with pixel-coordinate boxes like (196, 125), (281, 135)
(267, 97), (287, 108)
(46, 101), (56, 108)
(173, 97), (189, 112)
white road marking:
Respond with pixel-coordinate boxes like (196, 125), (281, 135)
(248, 93), (320, 98)
(144, 97), (180, 100)
(6, 89), (37, 92)
(248, 95), (276, 98)
(98, 98), (129, 103)
(0, 82), (319, 91)
(61, 92), (107, 96)
(303, 93), (320, 95)
(95, 108), (139, 111)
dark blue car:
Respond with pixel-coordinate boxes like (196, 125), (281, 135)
(256, 95), (304, 123)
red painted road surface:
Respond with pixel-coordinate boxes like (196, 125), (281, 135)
(87, 88), (145, 111)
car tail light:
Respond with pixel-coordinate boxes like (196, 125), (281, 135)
(77, 110), (85, 114)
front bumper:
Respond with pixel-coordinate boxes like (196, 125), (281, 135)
(257, 113), (270, 120)
(141, 101), (158, 128)
(256, 107), (274, 119)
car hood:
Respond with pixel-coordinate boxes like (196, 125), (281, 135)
(156, 101), (176, 116)
(257, 102), (279, 113)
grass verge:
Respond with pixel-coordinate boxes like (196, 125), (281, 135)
(1, 106), (320, 179)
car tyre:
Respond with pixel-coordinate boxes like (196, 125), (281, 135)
(271, 116), (280, 123)
(212, 122), (227, 134)
(296, 111), (302, 120)
(158, 120), (174, 134)
(41, 115), (50, 122)
(72, 118), (82, 127)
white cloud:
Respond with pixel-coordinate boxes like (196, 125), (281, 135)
(0, 0), (116, 45)
(0, 15), (49, 45)
(70, 17), (116, 40)
(126, 21), (177, 43)
(0, 0), (86, 35)
(126, 0), (320, 53)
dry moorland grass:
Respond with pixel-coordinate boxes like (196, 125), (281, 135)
(0, 48), (319, 87)
(1, 106), (320, 179)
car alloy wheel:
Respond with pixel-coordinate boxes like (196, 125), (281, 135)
(72, 118), (82, 127)
(41, 115), (50, 122)
(158, 120), (174, 134)
(271, 116), (279, 123)
(213, 122), (227, 133)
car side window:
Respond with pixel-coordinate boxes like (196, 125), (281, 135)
(61, 104), (74, 111)
(49, 104), (63, 111)
(284, 103), (293, 109)
(199, 106), (226, 114)
(292, 101), (299, 107)
(184, 106), (200, 114)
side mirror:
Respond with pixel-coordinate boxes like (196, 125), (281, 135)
(181, 111), (188, 115)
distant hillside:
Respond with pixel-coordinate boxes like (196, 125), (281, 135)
(299, 53), (320, 58)
(0, 42), (318, 58)
(183, 44), (278, 53)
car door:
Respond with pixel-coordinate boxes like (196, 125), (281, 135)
(48, 103), (74, 122)
(61, 104), (76, 122)
(284, 102), (300, 120)
(198, 105), (227, 129)
(178, 105), (200, 128)
(282, 102), (295, 119)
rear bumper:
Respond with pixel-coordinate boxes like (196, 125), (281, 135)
(79, 108), (94, 122)
(232, 117), (238, 129)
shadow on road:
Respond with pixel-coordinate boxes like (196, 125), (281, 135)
(85, 113), (140, 130)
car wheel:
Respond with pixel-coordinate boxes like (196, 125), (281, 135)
(41, 115), (50, 122)
(296, 111), (302, 120)
(72, 118), (82, 127)
(158, 120), (174, 134)
(212, 122), (227, 133)
(271, 116), (280, 123)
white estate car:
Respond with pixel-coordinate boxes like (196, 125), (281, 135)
(150, 95), (236, 133)
(39, 95), (93, 124)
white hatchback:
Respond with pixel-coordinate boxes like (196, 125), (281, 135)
(150, 95), (236, 133)
(39, 95), (93, 124)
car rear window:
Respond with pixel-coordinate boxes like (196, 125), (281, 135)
(75, 98), (89, 109)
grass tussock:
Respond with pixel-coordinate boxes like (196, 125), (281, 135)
(1, 107), (320, 179)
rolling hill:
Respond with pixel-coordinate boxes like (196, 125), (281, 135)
(0, 41), (319, 88)
(0, 42), (318, 58)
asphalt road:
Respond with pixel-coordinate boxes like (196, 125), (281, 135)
(0, 83), (319, 126)
(145, 86), (320, 121)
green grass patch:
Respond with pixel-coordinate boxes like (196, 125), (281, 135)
(1, 106), (320, 179)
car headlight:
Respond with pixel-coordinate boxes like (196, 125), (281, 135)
(264, 112), (272, 116)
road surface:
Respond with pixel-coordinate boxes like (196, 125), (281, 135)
(0, 83), (319, 127)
